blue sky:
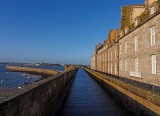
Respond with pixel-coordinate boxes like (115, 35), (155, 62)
(0, 0), (144, 65)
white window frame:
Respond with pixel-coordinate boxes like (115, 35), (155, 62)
(135, 57), (138, 72)
(111, 64), (112, 74)
(108, 63), (109, 72)
(125, 28), (128, 34)
(125, 41), (127, 54)
(108, 53), (109, 61)
(120, 32), (123, 37)
(111, 51), (112, 61)
(120, 43), (122, 55)
(135, 36), (138, 52)
(152, 55), (157, 74)
(150, 26), (156, 45)
(120, 60), (122, 71)
(125, 59), (127, 71)
(150, 6), (155, 15)
(115, 50), (116, 60)
(115, 63), (117, 75)
(135, 19), (138, 27)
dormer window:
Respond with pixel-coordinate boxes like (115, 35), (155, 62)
(115, 37), (118, 42)
(120, 31), (123, 37)
(135, 19), (138, 27)
(125, 28), (128, 34)
(150, 5), (155, 15)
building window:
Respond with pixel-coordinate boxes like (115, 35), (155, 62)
(111, 64), (112, 74)
(108, 53), (109, 61)
(125, 28), (128, 34)
(135, 19), (138, 27)
(135, 36), (138, 52)
(120, 60), (122, 71)
(120, 43), (122, 55)
(115, 50), (116, 60)
(125, 41), (127, 54)
(111, 51), (112, 60)
(115, 64), (117, 75)
(125, 59), (127, 71)
(108, 64), (109, 72)
(152, 55), (157, 74)
(150, 26), (156, 45)
(120, 32), (123, 37)
(150, 6), (155, 15)
(135, 57), (138, 72)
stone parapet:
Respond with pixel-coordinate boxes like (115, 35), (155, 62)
(84, 68), (160, 116)
(0, 67), (78, 116)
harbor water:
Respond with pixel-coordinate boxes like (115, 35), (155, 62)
(0, 64), (63, 88)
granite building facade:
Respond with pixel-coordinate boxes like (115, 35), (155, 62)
(91, 0), (160, 86)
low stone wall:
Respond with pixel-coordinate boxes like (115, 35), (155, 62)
(84, 68), (160, 116)
(64, 65), (77, 72)
(6, 66), (62, 76)
(0, 68), (78, 116)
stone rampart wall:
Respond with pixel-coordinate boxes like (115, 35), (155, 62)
(0, 68), (78, 116)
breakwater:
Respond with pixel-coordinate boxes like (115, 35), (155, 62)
(6, 66), (62, 76)
(0, 67), (78, 116)
(84, 68), (160, 116)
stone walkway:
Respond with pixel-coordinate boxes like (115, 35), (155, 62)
(60, 68), (133, 116)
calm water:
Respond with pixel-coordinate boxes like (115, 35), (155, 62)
(0, 64), (63, 88)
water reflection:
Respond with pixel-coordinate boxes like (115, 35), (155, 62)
(0, 64), (64, 88)
(0, 64), (41, 88)
(0, 72), (41, 88)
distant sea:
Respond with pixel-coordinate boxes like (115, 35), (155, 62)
(0, 64), (64, 88)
